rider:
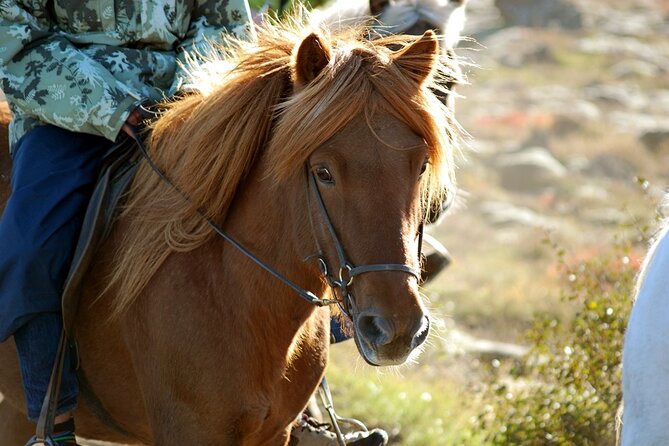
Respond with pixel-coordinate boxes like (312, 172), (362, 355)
(0, 0), (250, 442)
(0, 0), (386, 445)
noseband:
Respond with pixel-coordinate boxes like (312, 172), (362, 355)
(129, 129), (424, 316)
(305, 166), (423, 318)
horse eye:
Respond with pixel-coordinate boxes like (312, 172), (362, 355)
(420, 160), (429, 176)
(315, 166), (334, 185)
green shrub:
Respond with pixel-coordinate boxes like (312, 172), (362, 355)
(473, 236), (644, 445)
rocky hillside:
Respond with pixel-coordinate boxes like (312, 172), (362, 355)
(429, 0), (669, 343)
(325, 4), (669, 445)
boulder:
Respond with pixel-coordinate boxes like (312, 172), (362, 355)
(612, 60), (662, 79)
(494, 0), (583, 29)
(581, 208), (627, 225)
(577, 36), (669, 72)
(480, 201), (556, 229)
(584, 154), (636, 180)
(609, 111), (666, 134)
(496, 147), (567, 192)
(551, 114), (583, 136)
(583, 83), (647, 111)
(641, 130), (669, 154)
(499, 44), (556, 68)
(445, 327), (529, 358)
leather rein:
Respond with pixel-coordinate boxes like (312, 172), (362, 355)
(128, 127), (424, 319)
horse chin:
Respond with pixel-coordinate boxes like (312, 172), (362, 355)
(353, 331), (412, 367)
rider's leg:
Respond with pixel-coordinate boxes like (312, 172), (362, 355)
(289, 315), (388, 445)
(0, 125), (113, 438)
(330, 316), (352, 344)
(13, 314), (78, 423)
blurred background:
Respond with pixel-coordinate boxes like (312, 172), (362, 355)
(326, 0), (669, 444)
(3, 0), (668, 444)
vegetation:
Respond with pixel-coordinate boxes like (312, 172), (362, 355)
(326, 348), (481, 445)
(473, 233), (645, 445)
(327, 222), (649, 445)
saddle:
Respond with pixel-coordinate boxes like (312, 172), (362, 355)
(60, 137), (141, 335)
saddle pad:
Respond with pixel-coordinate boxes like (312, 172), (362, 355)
(61, 138), (141, 335)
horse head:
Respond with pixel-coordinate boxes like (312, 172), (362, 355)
(107, 19), (458, 369)
(275, 30), (455, 366)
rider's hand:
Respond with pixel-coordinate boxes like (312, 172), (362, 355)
(121, 107), (143, 138)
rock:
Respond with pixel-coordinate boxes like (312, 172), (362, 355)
(574, 183), (609, 201)
(609, 111), (666, 134)
(551, 113), (586, 136)
(525, 92), (600, 135)
(646, 90), (669, 115)
(583, 3), (667, 37)
(612, 60), (662, 79)
(566, 155), (592, 174)
(581, 208), (627, 225)
(583, 84), (647, 111)
(499, 44), (556, 67)
(585, 154), (636, 180)
(577, 36), (669, 72)
(563, 100), (601, 121)
(494, 0), (583, 29)
(496, 147), (567, 192)
(481, 28), (556, 68)
(444, 327), (529, 358)
(640, 130), (669, 154)
(480, 201), (556, 228)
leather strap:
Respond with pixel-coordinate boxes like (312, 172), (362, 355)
(28, 331), (68, 445)
(128, 129), (335, 308)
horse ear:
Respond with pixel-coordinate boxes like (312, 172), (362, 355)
(293, 33), (331, 88)
(392, 30), (439, 86)
(370, 0), (390, 16)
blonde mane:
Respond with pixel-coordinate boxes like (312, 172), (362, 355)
(105, 15), (460, 315)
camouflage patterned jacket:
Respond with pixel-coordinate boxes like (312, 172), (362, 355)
(0, 0), (252, 149)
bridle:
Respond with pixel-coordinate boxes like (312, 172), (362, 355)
(128, 127), (425, 319)
(305, 165), (424, 319)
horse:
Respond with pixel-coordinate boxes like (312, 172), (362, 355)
(312, 0), (467, 49)
(0, 16), (458, 445)
(620, 208), (669, 445)
(312, 0), (468, 110)
(310, 0), (468, 282)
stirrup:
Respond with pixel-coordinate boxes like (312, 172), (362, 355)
(318, 378), (369, 446)
(24, 436), (60, 446)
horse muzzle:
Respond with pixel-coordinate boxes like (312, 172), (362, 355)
(353, 310), (430, 366)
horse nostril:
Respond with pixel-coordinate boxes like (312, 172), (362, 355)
(357, 314), (394, 346)
(412, 316), (430, 348)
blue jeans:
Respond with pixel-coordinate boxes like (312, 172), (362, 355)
(0, 125), (112, 420)
(13, 314), (79, 421)
(330, 317), (352, 343)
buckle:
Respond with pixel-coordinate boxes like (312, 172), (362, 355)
(338, 264), (354, 287)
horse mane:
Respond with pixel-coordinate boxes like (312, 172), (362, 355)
(104, 13), (460, 315)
